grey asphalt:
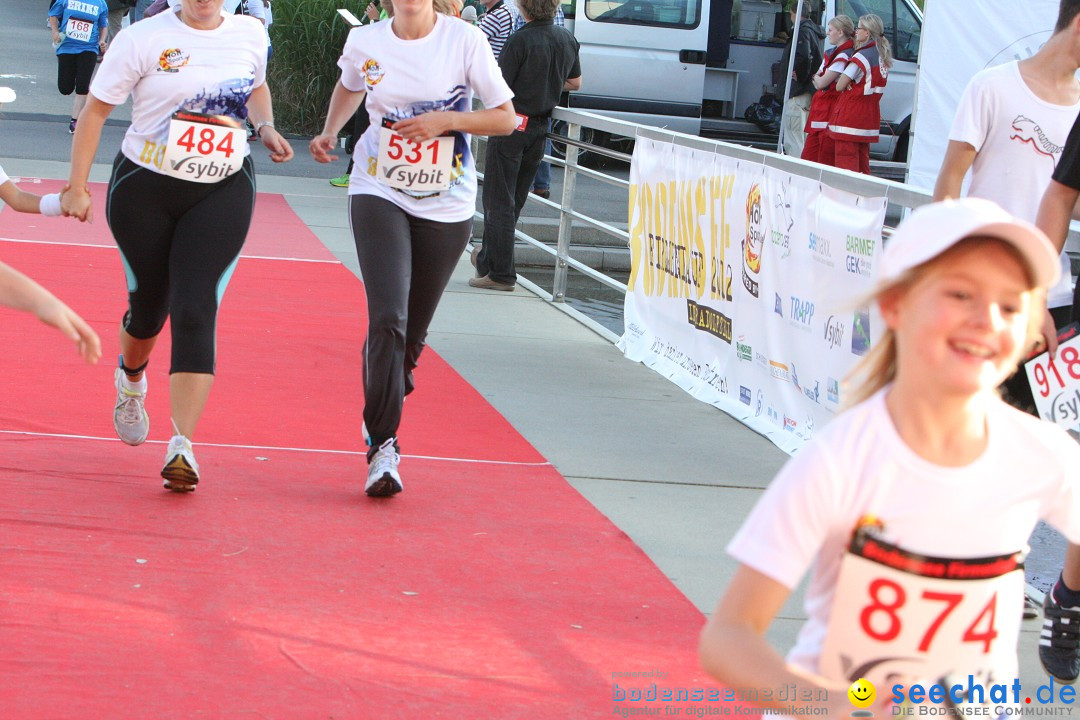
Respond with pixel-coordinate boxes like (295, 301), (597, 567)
(1, 1), (1073, 712)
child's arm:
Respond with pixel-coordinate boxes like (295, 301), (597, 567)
(0, 262), (101, 363)
(0, 179), (64, 216)
(699, 565), (853, 715)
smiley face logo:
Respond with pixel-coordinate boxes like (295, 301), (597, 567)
(848, 678), (875, 708)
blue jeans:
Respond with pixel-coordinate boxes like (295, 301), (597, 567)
(132, 0), (154, 21)
(533, 136), (552, 191)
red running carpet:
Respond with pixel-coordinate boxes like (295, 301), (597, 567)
(0, 180), (735, 719)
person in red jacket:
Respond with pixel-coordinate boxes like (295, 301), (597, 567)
(801, 14), (854, 165)
(826, 13), (892, 174)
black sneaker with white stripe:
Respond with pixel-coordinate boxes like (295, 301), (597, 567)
(1040, 591), (1080, 684)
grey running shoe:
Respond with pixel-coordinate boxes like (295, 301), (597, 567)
(365, 438), (402, 497)
(161, 435), (200, 492)
(114, 367), (149, 445)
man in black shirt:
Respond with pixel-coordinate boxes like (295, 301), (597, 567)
(471, 0), (581, 291)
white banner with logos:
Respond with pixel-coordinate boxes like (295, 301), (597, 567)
(618, 138), (886, 454)
(908, 0), (1059, 193)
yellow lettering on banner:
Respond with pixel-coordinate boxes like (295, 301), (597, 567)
(692, 177), (707, 299)
(708, 173), (735, 302)
(628, 182), (643, 291)
(640, 183), (654, 294)
(657, 181), (670, 297)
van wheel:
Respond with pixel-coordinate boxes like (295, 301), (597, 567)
(894, 130), (910, 163)
(549, 119), (597, 164)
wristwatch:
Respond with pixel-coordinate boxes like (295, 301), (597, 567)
(254, 121), (275, 137)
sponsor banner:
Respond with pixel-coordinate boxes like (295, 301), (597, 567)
(619, 138), (885, 454)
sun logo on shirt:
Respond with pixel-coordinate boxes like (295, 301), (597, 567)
(158, 48), (190, 73)
(363, 59), (385, 89)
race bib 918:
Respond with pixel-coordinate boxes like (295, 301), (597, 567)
(161, 111), (245, 183)
(376, 123), (454, 193)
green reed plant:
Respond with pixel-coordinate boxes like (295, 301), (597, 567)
(268, 0), (369, 135)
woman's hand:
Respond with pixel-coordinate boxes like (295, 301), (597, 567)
(260, 127), (294, 163)
(392, 112), (452, 142)
(61, 185), (94, 223)
(308, 133), (340, 163)
(365, 2), (380, 22)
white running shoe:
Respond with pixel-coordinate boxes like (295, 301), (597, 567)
(365, 438), (402, 497)
(114, 367), (149, 446)
(161, 434), (200, 492)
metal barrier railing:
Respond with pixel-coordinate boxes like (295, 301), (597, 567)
(475, 108), (940, 344)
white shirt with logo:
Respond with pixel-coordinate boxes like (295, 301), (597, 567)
(90, 8), (267, 175)
(727, 386), (1080, 682)
(338, 15), (513, 223)
(949, 61), (1079, 308)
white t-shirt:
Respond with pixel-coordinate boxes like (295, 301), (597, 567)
(0, 164), (9, 188)
(338, 15), (514, 223)
(727, 386), (1080, 681)
(90, 8), (267, 174)
(949, 61), (1079, 307)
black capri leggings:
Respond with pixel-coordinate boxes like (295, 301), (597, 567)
(105, 153), (256, 374)
(57, 51), (98, 96)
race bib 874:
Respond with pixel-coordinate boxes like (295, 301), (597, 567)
(820, 525), (1023, 690)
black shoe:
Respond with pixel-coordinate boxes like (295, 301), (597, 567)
(1040, 591), (1080, 684)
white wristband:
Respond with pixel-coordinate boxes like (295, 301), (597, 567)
(39, 193), (63, 217)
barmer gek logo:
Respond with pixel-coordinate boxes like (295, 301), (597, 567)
(774, 293), (783, 318)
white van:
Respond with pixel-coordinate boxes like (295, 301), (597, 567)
(562, 0), (922, 161)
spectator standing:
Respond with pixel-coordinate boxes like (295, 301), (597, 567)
(512, 2), (565, 199)
(478, 0), (513, 58)
(472, 0), (581, 291)
(778, 1), (823, 158)
(826, 13), (890, 174)
(801, 14), (853, 164)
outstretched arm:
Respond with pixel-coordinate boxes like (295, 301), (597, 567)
(0, 262), (101, 363)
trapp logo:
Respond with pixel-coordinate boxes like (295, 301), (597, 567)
(790, 296), (815, 329)
(824, 315), (844, 349)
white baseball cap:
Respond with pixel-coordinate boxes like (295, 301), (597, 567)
(0, 87), (15, 104)
(879, 197), (1061, 289)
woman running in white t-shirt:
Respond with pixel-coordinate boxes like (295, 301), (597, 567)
(699, 198), (1080, 716)
(309, 0), (515, 498)
(61, 0), (293, 493)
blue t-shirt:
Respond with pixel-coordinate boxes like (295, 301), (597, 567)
(50, 0), (109, 56)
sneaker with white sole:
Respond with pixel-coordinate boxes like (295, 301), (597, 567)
(161, 435), (200, 492)
(114, 367), (149, 445)
(365, 438), (402, 497)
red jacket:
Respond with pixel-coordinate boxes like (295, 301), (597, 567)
(827, 42), (887, 144)
(804, 39), (855, 134)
